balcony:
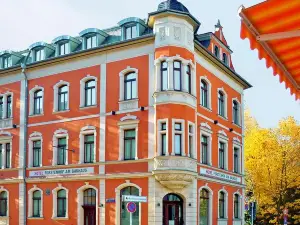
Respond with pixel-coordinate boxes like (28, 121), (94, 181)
(0, 118), (13, 129)
(153, 91), (197, 109)
(152, 156), (197, 190)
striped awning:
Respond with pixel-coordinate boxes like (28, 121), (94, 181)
(239, 0), (300, 100)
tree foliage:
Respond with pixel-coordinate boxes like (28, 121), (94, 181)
(245, 111), (300, 224)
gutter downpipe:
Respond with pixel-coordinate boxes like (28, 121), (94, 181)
(21, 52), (30, 225)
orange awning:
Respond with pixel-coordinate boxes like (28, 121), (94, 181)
(239, 0), (300, 100)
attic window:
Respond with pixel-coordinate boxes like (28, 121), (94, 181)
(125, 25), (137, 40)
(214, 46), (220, 58)
(222, 53), (228, 66)
(59, 42), (69, 56)
(86, 35), (97, 49)
(35, 48), (44, 62)
(2, 55), (11, 69)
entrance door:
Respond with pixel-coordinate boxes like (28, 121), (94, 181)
(163, 194), (183, 225)
(83, 206), (96, 225)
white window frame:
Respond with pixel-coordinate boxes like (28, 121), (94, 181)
(200, 123), (213, 165)
(217, 87), (228, 119)
(29, 86), (44, 116)
(119, 67), (139, 111)
(52, 129), (69, 166)
(53, 80), (70, 112)
(115, 182), (142, 225)
(34, 48), (45, 62)
(187, 121), (195, 158)
(0, 187), (9, 219)
(0, 132), (12, 169)
(218, 130), (229, 170)
(58, 42), (70, 56)
(77, 183), (98, 225)
(199, 76), (212, 111)
(232, 98), (241, 126)
(233, 191), (243, 220)
(118, 115), (139, 160)
(218, 189), (228, 220)
(28, 132), (43, 168)
(154, 55), (196, 96)
(52, 184), (69, 219)
(233, 138), (242, 174)
(157, 119), (169, 156)
(80, 75), (98, 108)
(199, 185), (213, 225)
(0, 92), (13, 119)
(28, 185), (43, 218)
(79, 126), (97, 164)
(172, 119), (185, 156)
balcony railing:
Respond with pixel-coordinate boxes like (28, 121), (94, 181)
(0, 118), (13, 129)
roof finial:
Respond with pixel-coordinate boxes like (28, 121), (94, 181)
(215, 19), (223, 30)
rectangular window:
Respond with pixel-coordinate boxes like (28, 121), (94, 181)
(33, 140), (41, 167)
(3, 56), (11, 68)
(84, 134), (94, 163)
(59, 42), (69, 55)
(201, 135), (208, 164)
(86, 35), (97, 49)
(174, 123), (182, 156)
(219, 194), (225, 218)
(125, 25), (137, 40)
(161, 123), (167, 156)
(173, 61), (182, 91)
(57, 138), (67, 165)
(6, 95), (12, 118)
(124, 129), (136, 160)
(234, 195), (239, 218)
(0, 97), (3, 119)
(161, 61), (168, 91)
(33, 90), (43, 115)
(0, 144), (2, 168)
(188, 124), (194, 157)
(185, 65), (191, 94)
(35, 49), (44, 62)
(219, 142), (225, 169)
(234, 147), (239, 173)
(5, 143), (10, 168)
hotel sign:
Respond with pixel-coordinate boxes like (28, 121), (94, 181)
(200, 168), (242, 183)
(29, 167), (94, 177)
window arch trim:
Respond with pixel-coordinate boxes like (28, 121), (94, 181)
(198, 185), (213, 225)
(218, 189), (228, 219)
(28, 186), (43, 218)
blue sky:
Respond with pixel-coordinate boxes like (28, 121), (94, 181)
(0, 0), (299, 127)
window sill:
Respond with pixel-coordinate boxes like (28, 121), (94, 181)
(218, 114), (228, 121)
(53, 109), (70, 114)
(232, 122), (242, 128)
(233, 218), (242, 221)
(52, 217), (69, 220)
(28, 217), (44, 220)
(218, 218), (228, 221)
(199, 105), (212, 112)
(79, 105), (98, 110)
(29, 113), (44, 117)
(0, 216), (8, 219)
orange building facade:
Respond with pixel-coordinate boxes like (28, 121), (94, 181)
(0, 1), (251, 225)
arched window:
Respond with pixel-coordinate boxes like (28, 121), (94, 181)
(33, 90), (43, 115)
(214, 45), (220, 58)
(233, 100), (239, 125)
(124, 72), (137, 100)
(201, 80), (208, 108)
(161, 61), (168, 91)
(200, 189), (209, 225)
(57, 190), (67, 217)
(234, 194), (240, 219)
(186, 65), (191, 94)
(173, 61), (182, 91)
(58, 85), (68, 111)
(218, 91), (225, 117)
(219, 192), (225, 219)
(33, 140), (41, 167)
(0, 191), (7, 216)
(121, 186), (139, 225)
(33, 190), (41, 217)
(83, 188), (96, 206)
(222, 53), (228, 65)
(85, 80), (96, 106)
(84, 134), (95, 163)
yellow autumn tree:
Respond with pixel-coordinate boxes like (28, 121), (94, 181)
(245, 112), (300, 225)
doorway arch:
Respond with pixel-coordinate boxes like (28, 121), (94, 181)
(163, 193), (184, 225)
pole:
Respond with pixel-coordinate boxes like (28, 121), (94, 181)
(130, 212), (132, 225)
(251, 202), (254, 225)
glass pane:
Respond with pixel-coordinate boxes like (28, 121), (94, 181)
(131, 80), (137, 98)
(174, 123), (181, 131)
(125, 130), (135, 138)
(200, 197), (209, 225)
(33, 200), (40, 216)
(174, 70), (181, 90)
(126, 27), (131, 39)
(125, 73), (136, 80)
(162, 70), (168, 90)
(174, 61), (180, 69)
(125, 82), (131, 100)
(57, 190), (66, 198)
(175, 134), (181, 155)
(92, 35), (97, 47)
(162, 134), (166, 155)
(131, 26), (137, 38)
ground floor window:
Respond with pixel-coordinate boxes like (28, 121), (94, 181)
(121, 186), (139, 225)
(200, 189), (209, 225)
(0, 191), (7, 216)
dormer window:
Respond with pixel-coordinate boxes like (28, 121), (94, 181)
(59, 42), (69, 56)
(125, 25), (137, 40)
(86, 35), (97, 49)
(2, 55), (11, 69)
(35, 48), (44, 62)
(222, 53), (228, 66)
(214, 45), (220, 58)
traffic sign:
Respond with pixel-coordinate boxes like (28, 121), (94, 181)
(122, 195), (147, 203)
(127, 202), (137, 213)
